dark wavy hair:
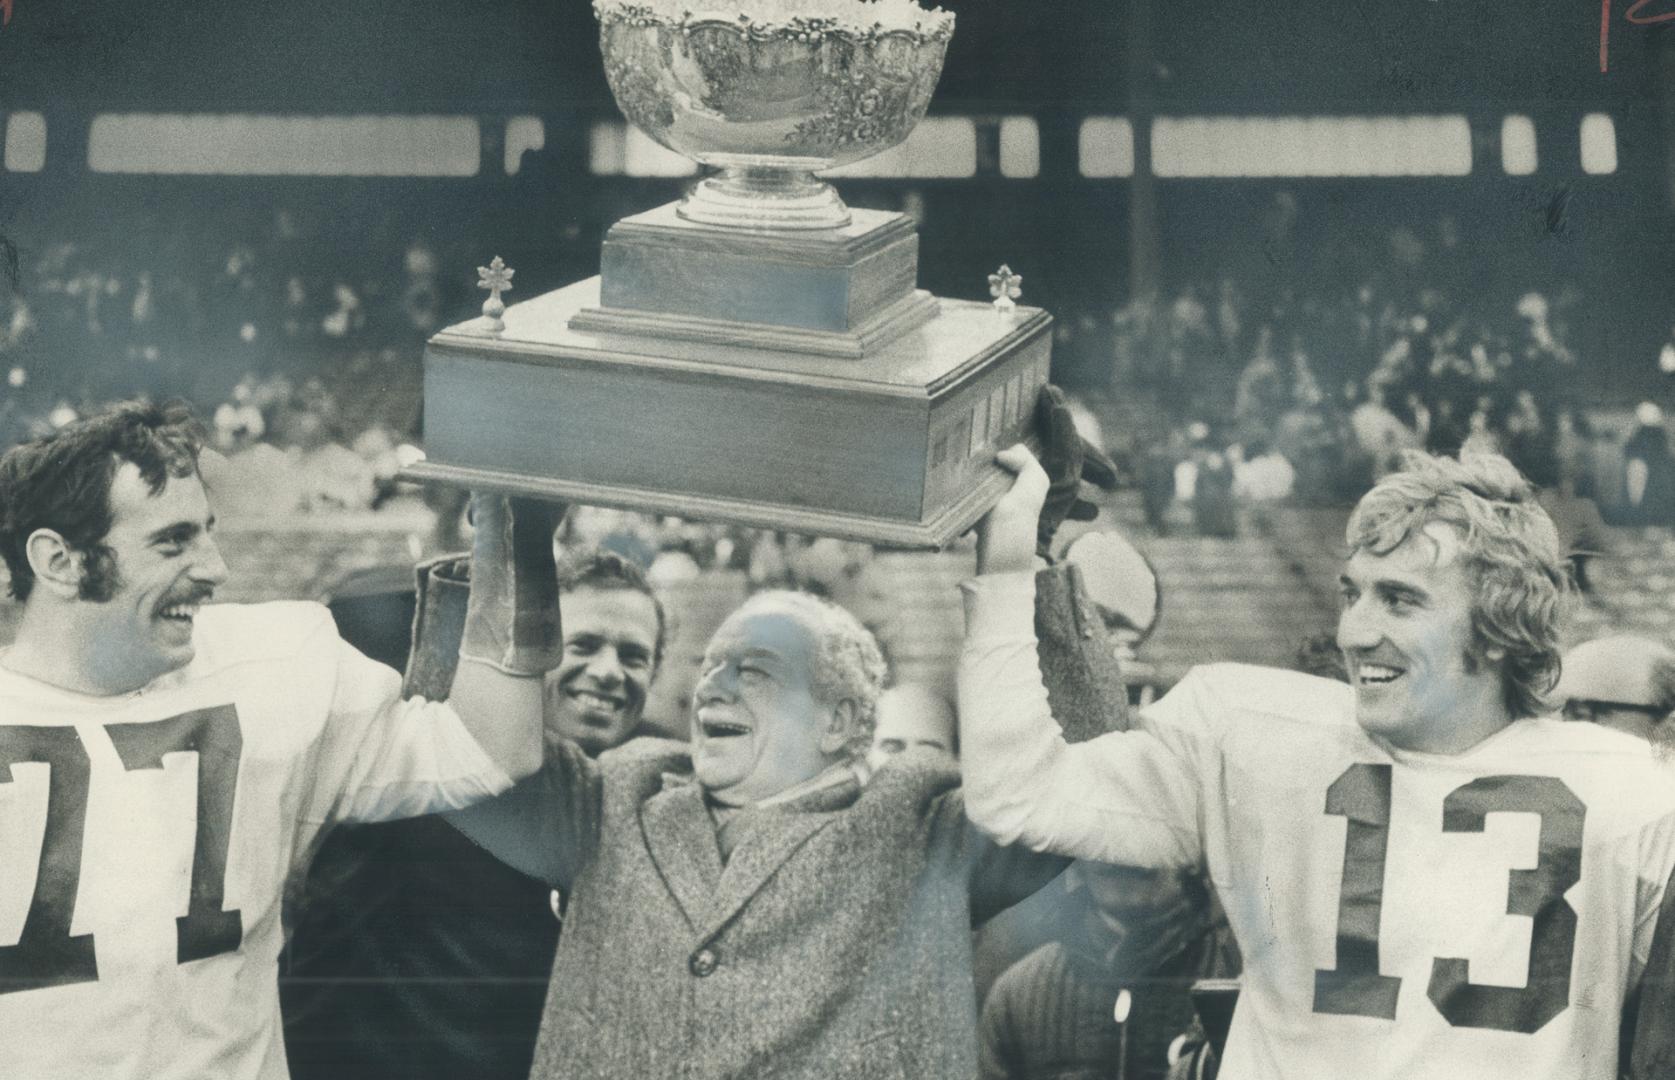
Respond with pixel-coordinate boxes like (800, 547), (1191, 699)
(1346, 450), (1569, 720)
(556, 547), (668, 669)
(0, 400), (205, 602)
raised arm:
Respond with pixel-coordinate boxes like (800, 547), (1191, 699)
(427, 493), (565, 782)
(965, 559), (1129, 923)
(958, 445), (1202, 869)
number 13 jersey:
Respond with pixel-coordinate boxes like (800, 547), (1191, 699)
(0, 601), (512, 1080)
(958, 577), (1675, 1080)
(1163, 665), (1675, 1080)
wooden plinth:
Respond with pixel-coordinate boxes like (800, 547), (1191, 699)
(407, 277), (1052, 548)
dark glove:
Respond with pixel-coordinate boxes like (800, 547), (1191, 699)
(1035, 385), (1119, 558)
(403, 553), (471, 701)
(457, 493), (568, 677)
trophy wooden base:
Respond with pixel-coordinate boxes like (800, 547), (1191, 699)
(407, 277), (1052, 548)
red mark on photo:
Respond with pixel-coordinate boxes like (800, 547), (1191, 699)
(1, 0), (11, 27)
(1602, 0), (1675, 71)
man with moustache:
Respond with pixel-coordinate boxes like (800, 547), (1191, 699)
(446, 393), (1123, 1079)
(0, 401), (556, 1080)
(283, 549), (667, 1080)
(959, 447), (1675, 1080)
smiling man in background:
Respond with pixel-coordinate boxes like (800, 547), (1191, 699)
(960, 447), (1675, 1080)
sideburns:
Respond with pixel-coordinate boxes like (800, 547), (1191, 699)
(76, 544), (122, 602)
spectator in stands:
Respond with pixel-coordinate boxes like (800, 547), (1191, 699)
(1553, 635), (1675, 745)
(283, 548), (667, 1080)
(978, 861), (1239, 1080)
(1230, 438), (1295, 503)
(1619, 403), (1675, 526)
(869, 681), (958, 772)
(1188, 438), (1236, 538)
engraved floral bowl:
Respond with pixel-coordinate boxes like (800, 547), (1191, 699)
(595, 0), (954, 230)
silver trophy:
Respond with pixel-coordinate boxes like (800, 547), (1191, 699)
(597, 0), (954, 230)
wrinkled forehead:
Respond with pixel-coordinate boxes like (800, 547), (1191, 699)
(708, 604), (819, 668)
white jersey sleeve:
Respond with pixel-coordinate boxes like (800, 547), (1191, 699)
(958, 570), (1208, 870)
(301, 619), (511, 825)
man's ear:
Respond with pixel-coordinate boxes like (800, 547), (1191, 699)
(819, 698), (860, 756)
(24, 528), (83, 598)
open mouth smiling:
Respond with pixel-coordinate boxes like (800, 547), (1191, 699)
(157, 600), (203, 626)
(699, 717), (751, 738)
(1356, 662), (1404, 687)
(569, 689), (625, 711)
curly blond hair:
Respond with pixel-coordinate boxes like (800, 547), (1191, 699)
(1346, 451), (1570, 719)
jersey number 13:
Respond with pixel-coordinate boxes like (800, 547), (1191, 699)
(1311, 762), (1585, 1034)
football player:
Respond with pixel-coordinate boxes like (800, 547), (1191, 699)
(0, 401), (558, 1079)
(958, 446), (1675, 1080)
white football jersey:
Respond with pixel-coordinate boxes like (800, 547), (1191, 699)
(959, 576), (1675, 1080)
(0, 602), (510, 1080)
(1155, 665), (1675, 1080)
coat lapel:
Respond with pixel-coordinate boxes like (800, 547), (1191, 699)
(639, 778), (724, 930)
(696, 780), (857, 943)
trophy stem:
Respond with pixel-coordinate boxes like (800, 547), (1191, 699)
(678, 166), (853, 231)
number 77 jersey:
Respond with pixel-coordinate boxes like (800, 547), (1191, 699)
(1141, 665), (1675, 1080)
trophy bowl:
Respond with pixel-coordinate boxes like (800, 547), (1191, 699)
(596, 0), (954, 231)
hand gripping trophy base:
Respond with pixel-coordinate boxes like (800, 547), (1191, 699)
(679, 165), (852, 231)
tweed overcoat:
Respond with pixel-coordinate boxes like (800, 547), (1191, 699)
(449, 566), (1124, 1080)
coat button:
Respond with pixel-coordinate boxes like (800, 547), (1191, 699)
(689, 948), (719, 977)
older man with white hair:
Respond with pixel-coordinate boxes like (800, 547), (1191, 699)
(447, 389), (1124, 1079)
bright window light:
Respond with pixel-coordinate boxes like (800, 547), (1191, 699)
(505, 116), (545, 176)
(589, 121), (627, 174)
(3, 112), (46, 173)
(588, 122), (697, 177)
(1580, 113), (1617, 174)
(1501, 115), (1538, 175)
(1151, 115), (1471, 177)
(998, 117), (1039, 178)
(1079, 117), (1134, 178)
(87, 114), (480, 176)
